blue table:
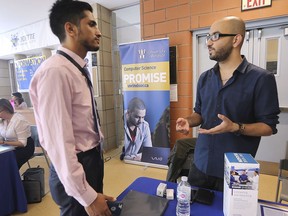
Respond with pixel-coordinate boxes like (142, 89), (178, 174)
(117, 177), (288, 216)
(117, 177), (224, 216)
(0, 151), (27, 216)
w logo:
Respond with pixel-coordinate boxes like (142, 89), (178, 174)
(11, 33), (19, 48)
(138, 49), (146, 59)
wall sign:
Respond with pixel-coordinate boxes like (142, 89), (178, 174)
(0, 19), (58, 57)
(242, 0), (272, 11)
(14, 56), (46, 92)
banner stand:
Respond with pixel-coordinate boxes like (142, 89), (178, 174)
(119, 38), (171, 169)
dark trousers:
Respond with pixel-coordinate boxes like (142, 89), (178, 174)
(188, 163), (224, 191)
(14, 136), (35, 169)
(49, 146), (104, 216)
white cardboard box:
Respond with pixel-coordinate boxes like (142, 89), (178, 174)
(223, 153), (260, 216)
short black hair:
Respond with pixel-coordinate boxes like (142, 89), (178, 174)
(0, 98), (14, 114)
(12, 92), (23, 99)
(49, 0), (93, 42)
(12, 92), (24, 105)
(127, 97), (146, 112)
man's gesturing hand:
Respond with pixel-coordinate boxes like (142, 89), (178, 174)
(176, 118), (190, 135)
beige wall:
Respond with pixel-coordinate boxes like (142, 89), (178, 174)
(93, 4), (122, 151)
(0, 60), (11, 99)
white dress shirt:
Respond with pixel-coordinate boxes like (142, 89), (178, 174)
(0, 112), (31, 146)
(15, 101), (28, 110)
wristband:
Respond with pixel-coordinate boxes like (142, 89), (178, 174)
(235, 123), (245, 136)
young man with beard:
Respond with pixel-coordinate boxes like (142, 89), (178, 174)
(123, 97), (152, 161)
(176, 16), (280, 191)
(30, 0), (114, 215)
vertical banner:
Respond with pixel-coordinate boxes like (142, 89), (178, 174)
(119, 38), (170, 168)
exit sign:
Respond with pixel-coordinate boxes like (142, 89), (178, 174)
(242, 0), (272, 11)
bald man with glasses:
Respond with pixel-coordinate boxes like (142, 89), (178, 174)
(176, 16), (280, 191)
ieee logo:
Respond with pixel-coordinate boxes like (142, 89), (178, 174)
(138, 49), (146, 59)
(11, 33), (19, 48)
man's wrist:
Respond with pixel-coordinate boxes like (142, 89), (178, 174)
(234, 123), (245, 135)
(185, 116), (192, 127)
(232, 123), (239, 133)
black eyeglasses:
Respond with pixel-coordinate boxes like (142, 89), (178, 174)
(206, 32), (238, 43)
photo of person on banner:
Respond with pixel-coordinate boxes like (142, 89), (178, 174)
(123, 97), (152, 161)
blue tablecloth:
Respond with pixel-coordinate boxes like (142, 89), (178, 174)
(117, 177), (288, 216)
(117, 177), (224, 216)
(0, 151), (27, 216)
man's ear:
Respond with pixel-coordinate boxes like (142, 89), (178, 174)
(232, 34), (243, 48)
(64, 22), (76, 37)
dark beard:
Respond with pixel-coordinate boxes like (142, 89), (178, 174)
(209, 45), (233, 62)
(84, 44), (99, 52)
(81, 39), (100, 52)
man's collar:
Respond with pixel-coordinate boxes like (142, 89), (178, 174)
(58, 46), (86, 68)
(212, 55), (249, 74)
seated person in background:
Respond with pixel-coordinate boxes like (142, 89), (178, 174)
(122, 97), (152, 161)
(239, 170), (249, 184)
(0, 98), (34, 169)
(11, 92), (28, 110)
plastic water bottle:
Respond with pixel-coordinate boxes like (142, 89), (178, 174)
(176, 176), (191, 216)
